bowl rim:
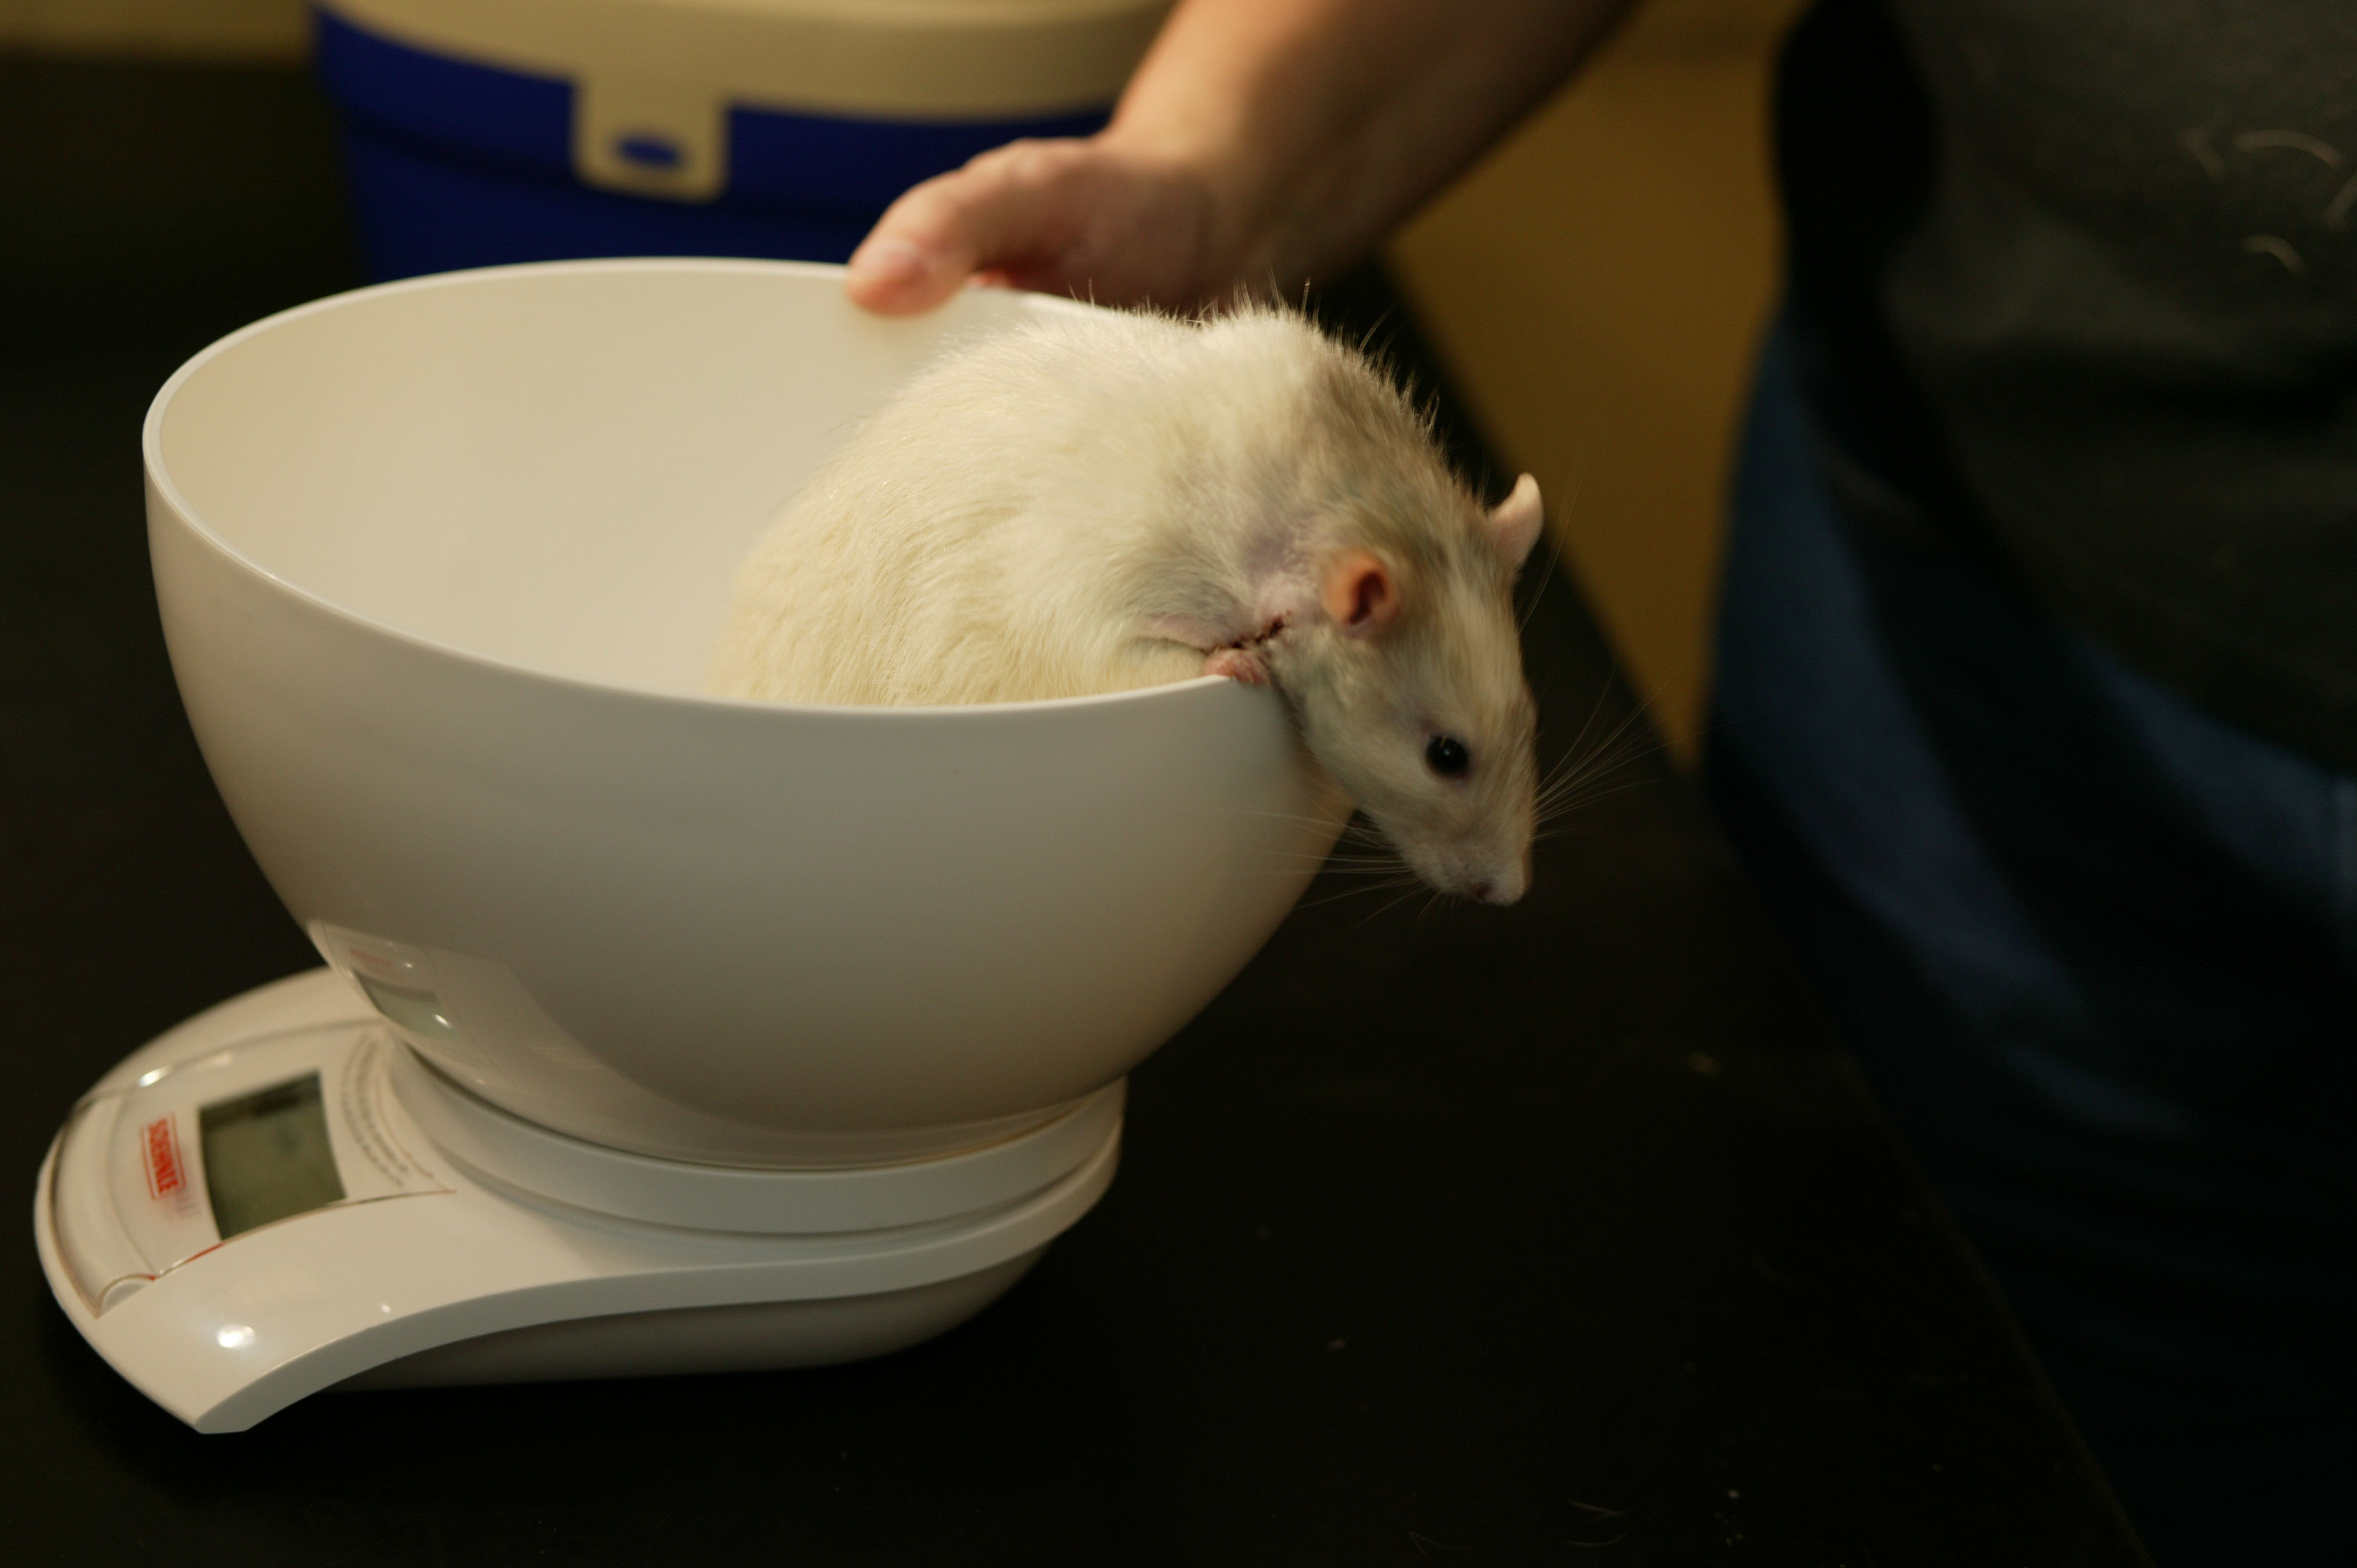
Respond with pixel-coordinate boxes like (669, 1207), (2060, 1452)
(142, 256), (1229, 721)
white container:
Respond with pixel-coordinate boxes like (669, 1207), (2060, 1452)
(316, 0), (1174, 275)
(144, 259), (1347, 1170)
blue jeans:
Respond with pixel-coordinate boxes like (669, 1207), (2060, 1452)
(1706, 324), (2357, 1565)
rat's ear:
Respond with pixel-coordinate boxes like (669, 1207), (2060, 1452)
(1320, 549), (1399, 637)
(1485, 473), (1543, 571)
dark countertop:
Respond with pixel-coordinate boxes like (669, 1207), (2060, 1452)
(0, 55), (2146, 1566)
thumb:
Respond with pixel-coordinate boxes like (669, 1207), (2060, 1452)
(844, 141), (1088, 316)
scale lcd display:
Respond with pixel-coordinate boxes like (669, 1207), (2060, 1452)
(199, 1073), (347, 1239)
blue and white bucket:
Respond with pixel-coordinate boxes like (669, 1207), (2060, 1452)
(314, 0), (1170, 280)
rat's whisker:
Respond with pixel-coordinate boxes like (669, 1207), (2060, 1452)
(1516, 531), (1564, 635)
(1537, 689), (1657, 795)
(1299, 872), (1426, 910)
(1532, 778), (1656, 834)
(1536, 737), (1648, 806)
(1536, 755), (1656, 825)
(1355, 880), (1435, 925)
(1540, 680), (1620, 785)
(1514, 449), (1591, 637)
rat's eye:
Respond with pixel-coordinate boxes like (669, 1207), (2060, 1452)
(1426, 735), (1471, 778)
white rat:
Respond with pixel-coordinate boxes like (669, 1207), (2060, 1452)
(709, 304), (1544, 904)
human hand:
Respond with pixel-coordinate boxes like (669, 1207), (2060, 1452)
(840, 0), (1619, 319)
(842, 135), (1250, 317)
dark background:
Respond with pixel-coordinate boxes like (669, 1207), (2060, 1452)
(1, 55), (2145, 1565)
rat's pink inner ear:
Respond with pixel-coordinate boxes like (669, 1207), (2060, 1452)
(1321, 549), (1399, 636)
(1486, 473), (1544, 571)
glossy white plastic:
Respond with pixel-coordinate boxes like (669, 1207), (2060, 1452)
(143, 259), (1347, 1167)
(36, 971), (1117, 1432)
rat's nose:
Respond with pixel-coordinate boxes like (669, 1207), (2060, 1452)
(1472, 863), (1527, 906)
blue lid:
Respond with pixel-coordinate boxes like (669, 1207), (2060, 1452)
(317, 10), (1110, 215)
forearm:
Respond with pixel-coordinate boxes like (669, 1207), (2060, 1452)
(1105, 0), (1638, 282)
(844, 0), (1640, 312)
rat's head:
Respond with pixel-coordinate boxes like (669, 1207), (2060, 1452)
(1271, 472), (1544, 906)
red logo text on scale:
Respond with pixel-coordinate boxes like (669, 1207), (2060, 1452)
(143, 1115), (186, 1199)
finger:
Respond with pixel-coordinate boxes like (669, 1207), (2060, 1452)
(844, 142), (1085, 315)
(843, 179), (971, 315)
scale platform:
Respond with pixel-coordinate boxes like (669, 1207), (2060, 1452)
(35, 969), (1121, 1432)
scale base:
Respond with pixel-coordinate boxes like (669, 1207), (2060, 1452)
(37, 969), (1121, 1431)
(341, 1251), (1042, 1391)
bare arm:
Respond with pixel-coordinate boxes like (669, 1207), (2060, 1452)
(845, 0), (1640, 314)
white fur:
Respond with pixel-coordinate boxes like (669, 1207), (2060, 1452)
(709, 305), (1544, 903)
(712, 308), (1327, 705)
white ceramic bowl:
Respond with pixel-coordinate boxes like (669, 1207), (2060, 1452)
(144, 260), (1344, 1168)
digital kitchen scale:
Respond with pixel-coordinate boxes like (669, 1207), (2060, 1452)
(35, 968), (1122, 1433)
(53, 261), (1330, 1436)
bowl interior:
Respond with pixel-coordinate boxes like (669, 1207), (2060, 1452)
(143, 262), (1344, 1161)
(150, 259), (1087, 698)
